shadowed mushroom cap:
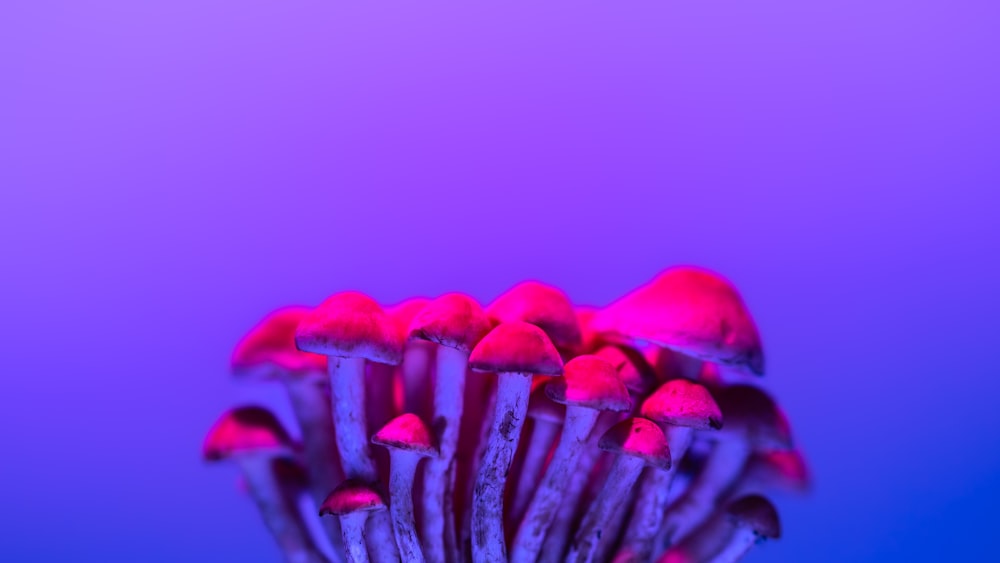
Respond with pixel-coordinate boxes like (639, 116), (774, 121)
(592, 266), (765, 375)
(202, 406), (294, 461)
(714, 384), (794, 450)
(743, 449), (812, 493)
(386, 298), (431, 341)
(486, 281), (582, 351)
(295, 291), (404, 365)
(595, 344), (658, 396)
(726, 495), (782, 539)
(598, 417), (672, 471)
(372, 413), (437, 457)
(468, 322), (564, 376)
(641, 379), (723, 430)
(545, 355), (632, 412)
(319, 480), (387, 516)
(231, 307), (326, 379)
(408, 293), (493, 352)
(575, 306), (607, 353)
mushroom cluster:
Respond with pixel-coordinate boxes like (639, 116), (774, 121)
(204, 266), (810, 563)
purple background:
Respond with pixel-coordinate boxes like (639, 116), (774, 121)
(2, 1), (999, 561)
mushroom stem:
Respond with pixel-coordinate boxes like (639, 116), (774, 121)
(508, 417), (561, 528)
(566, 454), (646, 563)
(617, 426), (695, 561)
(510, 408), (598, 563)
(402, 342), (435, 420)
(461, 382), (496, 559)
(238, 455), (329, 563)
(422, 345), (468, 563)
(387, 452), (426, 562)
(329, 357), (376, 481)
(340, 512), (372, 563)
(706, 526), (758, 563)
(653, 512), (730, 563)
(660, 437), (751, 546)
(471, 372), (532, 562)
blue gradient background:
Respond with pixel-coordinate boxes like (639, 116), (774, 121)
(2, 2), (998, 561)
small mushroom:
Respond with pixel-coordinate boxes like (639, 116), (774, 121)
(320, 480), (389, 563)
(203, 406), (328, 563)
(467, 321), (564, 562)
(707, 495), (781, 563)
(567, 417), (672, 563)
(511, 355), (631, 563)
(372, 413), (437, 562)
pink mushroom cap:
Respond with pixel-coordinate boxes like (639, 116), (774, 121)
(713, 384), (793, 450)
(545, 355), (632, 412)
(468, 321), (564, 376)
(319, 479), (387, 516)
(595, 344), (658, 396)
(599, 417), (672, 471)
(486, 281), (582, 352)
(408, 293), (493, 353)
(295, 291), (404, 365)
(386, 297), (432, 341)
(202, 406), (294, 461)
(640, 378), (723, 430)
(231, 307), (327, 379)
(726, 494), (782, 539)
(371, 413), (438, 457)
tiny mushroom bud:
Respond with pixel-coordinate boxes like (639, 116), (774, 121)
(468, 321), (564, 562)
(320, 480), (389, 563)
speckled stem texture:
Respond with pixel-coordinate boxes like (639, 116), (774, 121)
(508, 418), (561, 528)
(566, 455), (646, 563)
(510, 408), (598, 563)
(471, 372), (531, 563)
(422, 345), (468, 563)
(340, 513), (371, 563)
(707, 526), (757, 563)
(388, 453), (425, 562)
(461, 383), (496, 559)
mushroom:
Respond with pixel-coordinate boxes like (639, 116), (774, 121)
(730, 448), (811, 498)
(615, 379), (722, 562)
(591, 266), (765, 375)
(485, 280), (583, 355)
(295, 291), (404, 563)
(372, 413), (437, 562)
(407, 292), (492, 562)
(467, 321), (564, 562)
(658, 384), (792, 547)
(231, 307), (344, 550)
(319, 480), (389, 563)
(510, 355), (631, 563)
(507, 384), (566, 530)
(566, 417), (672, 563)
(387, 298), (434, 420)
(203, 406), (328, 563)
(706, 495), (781, 563)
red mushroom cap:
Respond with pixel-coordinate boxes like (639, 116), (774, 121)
(545, 355), (632, 412)
(592, 266), (764, 375)
(386, 298), (431, 341)
(202, 406), (294, 461)
(599, 417), (672, 471)
(319, 479), (387, 516)
(595, 344), (658, 396)
(371, 413), (437, 457)
(295, 292), (404, 365)
(641, 379), (723, 430)
(726, 494), (782, 539)
(486, 281), (582, 352)
(408, 293), (493, 353)
(468, 322), (564, 376)
(714, 384), (793, 450)
(231, 307), (327, 379)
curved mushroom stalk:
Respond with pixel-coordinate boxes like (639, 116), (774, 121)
(706, 495), (781, 563)
(507, 388), (564, 529)
(320, 481), (390, 563)
(652, 512), (730, 563)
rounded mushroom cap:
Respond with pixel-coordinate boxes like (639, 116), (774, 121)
(386, 298), (431, 341)
(714, 384), (794, 450)
(409, 293), (493, 353)
(202, 406), (294, 461)
(319, 479), (387, 516)
(231, 307), (327, 379)
(468, 321), (564, 376)
(641, 379), (723, 430)
(295, 292), (404, 365)
(371, 413), (437, 457)
(592, 266), (765, 375)
(575, 306), (606, 353)
(486, 281), (582, 351)
(529, 385), (566, 423)
(545, 355), (632, 412)
(743, 449), (812, 494)
(595, 344), (658, 396)
(598, 417), (672, 471)
(726, 494), (781, 539)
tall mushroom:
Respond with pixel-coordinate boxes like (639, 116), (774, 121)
(371, 413), (437, 562)
(615, 379), (722, 562)
(295, 291), (404, 563)
(485, 280), (583, 356)
(592, 266), (765, 376)
(319, 480), (389, 563)
(467, 321), (564, 562)
(510, 355), (631, 563)
(203, 406), (328, 563)
(232, 307), (344, 552)
(407, 292), (492, 563)
(706, 495), (781, 563)
(567, 417), (672, 563)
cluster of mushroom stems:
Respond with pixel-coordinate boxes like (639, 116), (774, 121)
(203, 266), (810, 563)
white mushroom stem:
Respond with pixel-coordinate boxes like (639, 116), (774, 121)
(366, 363), (397, 440)
(616, 426), (695, 562)
(421, 345), (469, 563)
(340, 512), (373, 563)
(660, 437), (751, 546)
(461, 382), (497, 559)
(366, 512), (402, 563)
(707, 526), (758, 563)
(237, 455), (329, 563)
(510, 408), (599, 563)
(566, 454), (648, 563)
(387, 451), (427, 562)
(402, 342), (435, 420)
(471, 371), (532, 562)
(653, 512), (730, 563)
(508, 417), (562, 528)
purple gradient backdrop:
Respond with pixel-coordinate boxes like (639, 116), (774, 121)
(2, 1), (999, 561)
